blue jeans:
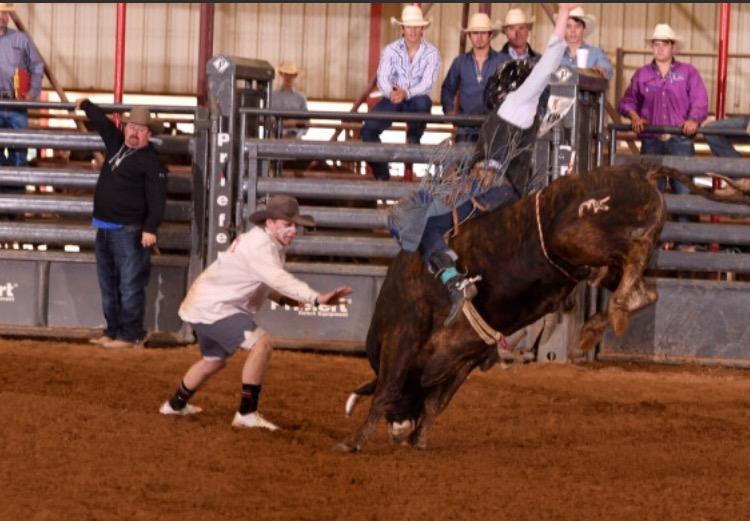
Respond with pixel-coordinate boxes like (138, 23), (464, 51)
(360, 95), (433, 180)
(95, 225), (151, 342)
(641, 136), (694, 194)
(418, 184), (518, 265)
(702, 116), (750, 159)
(0, 108), (29, 170)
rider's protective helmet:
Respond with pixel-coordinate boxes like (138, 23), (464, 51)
(483, 59), (535, 112)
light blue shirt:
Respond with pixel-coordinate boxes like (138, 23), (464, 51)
(376, 37), (440, 99)
(0, 28), (43, 98)
(561, 42), (613, 79)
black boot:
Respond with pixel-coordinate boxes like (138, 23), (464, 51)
(443, 273), (478, 326)
(428, 250), (478, 326)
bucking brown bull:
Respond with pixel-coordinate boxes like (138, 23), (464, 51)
(336, 163), (750, 452)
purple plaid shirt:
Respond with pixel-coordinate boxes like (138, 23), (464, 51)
(618, 60), (708, 138)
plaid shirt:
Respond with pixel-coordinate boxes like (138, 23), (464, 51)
(376, 37), (440, 99)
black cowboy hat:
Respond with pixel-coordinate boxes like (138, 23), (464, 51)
(248, 195), (315, 227)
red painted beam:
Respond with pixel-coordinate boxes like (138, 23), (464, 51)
(114, 3), (126, 106)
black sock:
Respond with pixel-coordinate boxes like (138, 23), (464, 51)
(168, 381), (195, 411)
(239, 384), (262, 415)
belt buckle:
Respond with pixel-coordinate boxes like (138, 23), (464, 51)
(658, 133), (671, 142)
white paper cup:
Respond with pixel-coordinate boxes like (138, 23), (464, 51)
(576, 48), (589, 68)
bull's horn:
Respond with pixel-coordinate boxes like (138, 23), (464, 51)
(345, 393), (360, 417)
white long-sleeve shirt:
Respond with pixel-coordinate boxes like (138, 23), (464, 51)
(498, 35), (566, 130)
(179, 226), (319, 324)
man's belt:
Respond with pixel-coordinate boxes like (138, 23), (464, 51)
(0, 92), (15, 100)
(658, 133), (672, 142)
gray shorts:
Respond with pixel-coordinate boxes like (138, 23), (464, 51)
(190, 313), (266, 360)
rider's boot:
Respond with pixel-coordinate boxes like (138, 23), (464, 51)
(429, 250), (478, 326)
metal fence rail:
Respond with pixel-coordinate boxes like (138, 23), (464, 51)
(0, 166), (192, 193)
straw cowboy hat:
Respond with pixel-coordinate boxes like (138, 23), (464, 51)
(249, 195), (315, 227)
(567, 6), (597, 37)
(391, 5), (431, 28)
(0, 3), (15, 12)
(501, 8), (535, 30)
(461, 12), (501, 38)
(277, 60), (301, 76)
(647, 23), (683, 43)
(122, 106), (162, 134)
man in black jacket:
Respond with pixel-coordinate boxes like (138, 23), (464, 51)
(76, 98), (168, 349)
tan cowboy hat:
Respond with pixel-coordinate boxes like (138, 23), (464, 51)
(391, 5), (431, 28)
(461, 12), (501, 38)
(277, 60), (301, 76)
(0, 3), (15, 12)
(249, 195), (315, 227)
(501, 8), (535, 30)
(567, 6), (597, 37)
(122, 106), (162, 134)
(647, 23), (683, 43)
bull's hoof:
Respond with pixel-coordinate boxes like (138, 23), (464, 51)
(388, 419), (415, 444)
(408, 431), (428, 450)
(332, 440), (360, 453)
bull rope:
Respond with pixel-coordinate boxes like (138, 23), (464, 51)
(462, 300), (512, 348)
(534, 190), (577, 282)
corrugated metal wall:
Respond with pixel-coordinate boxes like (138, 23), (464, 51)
(12, 3), (750, 112)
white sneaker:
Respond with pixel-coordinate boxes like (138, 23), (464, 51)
(159, 400), (203, 416)
(231, 411), (279, 431)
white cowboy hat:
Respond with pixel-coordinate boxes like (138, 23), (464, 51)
(461, 12), (501, 37)
(0, 3), (15, 12)
(567, 6), (597, 37)
(391, 5), (431, 28)
(501, 8), (535, 30)
(277, 60), (301, 76)
(647, 23), (683, 43)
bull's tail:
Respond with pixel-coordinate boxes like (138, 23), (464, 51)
(344, 378), (377, 417)
(644, 164), (750, 205)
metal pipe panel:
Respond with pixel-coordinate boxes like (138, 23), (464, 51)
(0, 166), (192, 193)
(0, 195), (191, 221)
(664, 194), (750, 217)
(0, 129), (192, 155)
(651, 250), (750, 273)
(239, 108), (484, 126)
(614, 154), (750, 178)
(0, 100), (199, 114)
(0, 222), (191, 250)
(299, 205), (388, 229)
(288, 235), (398, 258)
(257, 176), (415, 201)
(248, 139), (474, 164)
(661, 222), (750, 246)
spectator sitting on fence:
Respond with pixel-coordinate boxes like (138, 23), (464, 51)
(559, 6), (613, 79)
(360, 5), (440, 181)
(270, 60), (309, 139)
(618, 23), (708, 201)
(0, 2), (43, 206)
(701, 114), (750, 196)
(498, 8), (539, 62)
(440, 12), (510, 143)
(159, 195), (352, 431)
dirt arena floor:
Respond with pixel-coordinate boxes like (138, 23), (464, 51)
(2, 338), (750, 521)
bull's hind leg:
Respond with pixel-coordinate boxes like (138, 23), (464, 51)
(408, 360), (475, 450)
(335, 334), (419, 453)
